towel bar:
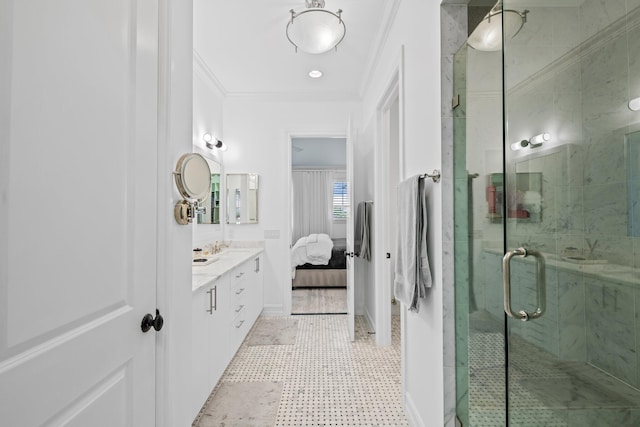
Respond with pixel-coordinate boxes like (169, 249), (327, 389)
(420, 169), (441, 183)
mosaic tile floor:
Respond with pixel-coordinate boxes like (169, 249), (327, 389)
(467, 312), (640, 427)
(194, 315), (407, 427)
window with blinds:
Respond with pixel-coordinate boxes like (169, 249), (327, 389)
(332, 180), (349, 220)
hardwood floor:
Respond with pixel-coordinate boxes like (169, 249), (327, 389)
(291, 287), (347, 314)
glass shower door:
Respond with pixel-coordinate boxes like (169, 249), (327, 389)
(453, 33), (507, 426)
(503, 0), (640, 425)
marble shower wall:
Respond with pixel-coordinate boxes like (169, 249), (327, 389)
(471, 0), (640, 390)
(502, 0), (640, 267)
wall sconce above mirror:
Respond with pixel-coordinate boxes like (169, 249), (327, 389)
(226, 173), (259, 224)
(204, 133), (228, 152)
(173, 153), (212, 225)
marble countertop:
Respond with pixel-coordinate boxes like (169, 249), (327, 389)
(483, 246), (640, 287)
(192, 246), (264, 292)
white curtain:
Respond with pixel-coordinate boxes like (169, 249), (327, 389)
(292, 170), (334, 243)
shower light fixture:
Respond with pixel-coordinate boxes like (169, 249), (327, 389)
(468, 2), (529, 52)
(510, 133), (550, 151)
(286, 0), (346, 54)
(630, 97), (640, 111)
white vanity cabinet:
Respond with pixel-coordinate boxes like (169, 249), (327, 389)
(190, 250), (264, 420)
(229, 255), (263, 353)
(190, 274), (230, 419)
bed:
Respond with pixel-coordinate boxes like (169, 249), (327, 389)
(291, 235), (346, 288)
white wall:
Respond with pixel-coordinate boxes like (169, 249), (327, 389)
(358, 0), (444, 425)
(192, 65), (225, 248)
(222, 96), (358, 314)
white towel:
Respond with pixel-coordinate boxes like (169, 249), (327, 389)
(394, 175), (432, 312)
(355, 201), (372, 261)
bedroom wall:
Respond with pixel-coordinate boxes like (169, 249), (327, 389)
(358, 0), (444, 425)
(192, 61), (225, 249)
(222, 96), (358, 314)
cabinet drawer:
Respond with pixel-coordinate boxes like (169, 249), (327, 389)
(232, 283), (248, 303)
(232, 300), (247, 321)
(230, 264), (250, 286)
(231, 313), (249, 351)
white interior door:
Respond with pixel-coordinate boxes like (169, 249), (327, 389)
(346, 118), (356, 341)
(0, 1), (158, 426)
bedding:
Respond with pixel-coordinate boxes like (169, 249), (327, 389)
(291, 236), (347, 288)
(296, 238), (346, 270)
(292, 269), (346, 288)
(291, 233), (334, 272)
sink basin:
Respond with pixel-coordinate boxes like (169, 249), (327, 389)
(192, 255), (220, 266)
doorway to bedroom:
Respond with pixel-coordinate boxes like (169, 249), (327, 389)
(290, 137), (348, 315)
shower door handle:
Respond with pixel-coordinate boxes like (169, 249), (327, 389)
(502, 247), (546, 321)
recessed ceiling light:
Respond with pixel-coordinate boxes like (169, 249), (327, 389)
(308, 70), (323, 79)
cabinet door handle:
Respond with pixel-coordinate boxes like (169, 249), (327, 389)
(235, 287), (245, 295)
(236, 272), (244, 278)
(235, 304), (244, 313)
(255, 257), (260, 273)
(235, 320), (245, 329)
(206, 286), (217, 314)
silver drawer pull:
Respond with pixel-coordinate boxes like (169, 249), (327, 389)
(206, 286), (217, 314)
(235, 304), (244, 313)
(235, 287), (245, 295)
(236, 272), (244, 278)
(235, 320), (245, 329)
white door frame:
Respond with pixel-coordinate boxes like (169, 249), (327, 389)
(155, 1), (195, 425)
(285, 130), (347, 316)
(373, 46), (405, 348)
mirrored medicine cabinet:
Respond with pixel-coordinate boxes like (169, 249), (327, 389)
(226, 173), (258, 224)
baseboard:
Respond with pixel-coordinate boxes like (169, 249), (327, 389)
(363, 307), (375, 333)
(404, 391), (426, 427)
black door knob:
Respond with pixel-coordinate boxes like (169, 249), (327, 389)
(141, 309), (164, 333)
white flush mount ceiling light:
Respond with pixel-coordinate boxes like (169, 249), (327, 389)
(468, 1), (529, 52)
(308, 70), (323, 78)
(286, 0), (346, 54)
(629, 97), (640, 111)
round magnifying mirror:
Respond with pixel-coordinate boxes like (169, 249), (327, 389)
(174, 153), (212, 201)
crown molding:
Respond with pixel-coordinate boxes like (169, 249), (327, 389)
(193, 49), (228, 96)
(224, 91), (361, 103)
(358, 0), (403, 98)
